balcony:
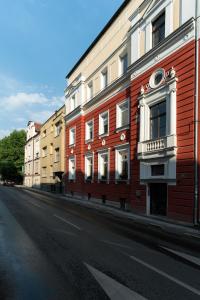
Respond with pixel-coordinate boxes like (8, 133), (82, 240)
(138, 134), (177, 160)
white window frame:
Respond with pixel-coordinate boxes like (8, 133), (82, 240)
(87, 81), (93, 101)
(84, 153), (94, 181)
(70, 94), (76, 112)
(99, 110), (109, 136)
(85, 119), (94, 142)
(98, 150), (109, 182)
(42, 146), (47, 157)
(116, 99), (130, 130)
(119, 52), (128, 76)
(55, 122), (61, 137)
(115, 144), (130, 182)
(54, 147), (60, 163)
(68, 156), (76, 181)
(69, 127), (76, 146)
(101, 67), (108, 89)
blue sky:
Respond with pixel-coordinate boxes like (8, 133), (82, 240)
(0, 0), (123, 138)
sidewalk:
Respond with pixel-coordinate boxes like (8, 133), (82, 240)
(16, 185), (200, 251)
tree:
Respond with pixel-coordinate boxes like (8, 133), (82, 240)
(0, 130), (26, 183)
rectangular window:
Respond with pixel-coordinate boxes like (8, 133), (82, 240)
(85, 120), (94, 141)
(70, 94), (76, 111)
(99, 111), (109, 135)
(120, 53), (128, 75)
(50, 143), (53, 155)
(88, 81), (93, 100)
(69, 127), (76, 145)
(42, 167), (47, 177)
(150, 101), (166, 139)
(98, 152), (109, 181)
(151, 164), (165, 176)
(50, 165), (53, 177)
(69, 157), (75, 180)
(116, 147), (129, 180)
(42, 146), (47, 157)
(85, 154), (93, 181)
(152, 12), (165, 47)
(35, 161), (39, 174)
(55, 122), (61, 137)
(116, 100), (129, 128)
(43, 130), (46, 138)
(101, 68), (108, 89)
(54, 148), (60, 162)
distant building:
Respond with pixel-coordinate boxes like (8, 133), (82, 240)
(24, 121), (41, 188)
(40, 106), (65, 193)
(64, 0), (200, 224)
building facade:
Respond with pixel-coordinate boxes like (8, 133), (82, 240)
(24, 121), (41, 188)
(64, 0), (200, 224)
(40, 106), (65, 193)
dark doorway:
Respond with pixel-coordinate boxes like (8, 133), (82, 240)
(150, 183), (167, 216)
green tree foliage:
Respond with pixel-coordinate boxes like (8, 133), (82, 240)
(0, 130), (26, 182)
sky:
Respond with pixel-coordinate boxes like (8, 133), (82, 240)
(0, 0), (123, 139)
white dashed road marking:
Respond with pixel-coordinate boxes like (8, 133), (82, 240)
(130, 255), (200, 296)
(54, 214), (82, 231)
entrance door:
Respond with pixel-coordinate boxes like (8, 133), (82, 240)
(150, 183), (167, 216)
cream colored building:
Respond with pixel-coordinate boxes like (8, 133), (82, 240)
(40, 105), (65, 193)
(65, 0), (181, 111)
(24, 121), (41, 188)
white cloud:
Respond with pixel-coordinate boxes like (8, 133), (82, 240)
(0, 92), (64, 111)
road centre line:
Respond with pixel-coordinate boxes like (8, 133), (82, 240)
(29, 201), (42, 208)
(102, 240), (133, 250)
(129, 255), (200, 296)
(54, 214), (82, 231)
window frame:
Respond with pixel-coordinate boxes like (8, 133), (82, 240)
(70, 94), (76, 112)
(98, 150), (109, 182)
(152, 11), (166, 48)
(85, 119), (94, 142)
(54, 147), (60, 163)
(115, 144), (130, 182)
(101, 67), (108, 89)
(87, 81), (93, 101)
(84, 153), (94, 182)
(150, 100), (166, 140)
(99, 110), (109, 137)
(69, 126), (76, 146)
(68, 156), (76, 181)
(55, 121), (61, 137)
(116, 99), (130, 131)
(120, 52), (128, 76)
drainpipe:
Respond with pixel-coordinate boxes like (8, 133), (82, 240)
(194, 0), (200, 226)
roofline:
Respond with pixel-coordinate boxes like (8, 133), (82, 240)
(66, 0), (131, 79)
(41, 104), (65, 128)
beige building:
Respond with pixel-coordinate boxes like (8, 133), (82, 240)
(40, 105), (65, 193)
(24, 121), (41, 188)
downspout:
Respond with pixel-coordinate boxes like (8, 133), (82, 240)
(194, 0), (200, 226)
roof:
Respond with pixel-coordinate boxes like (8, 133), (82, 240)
(66, 0), (131, 79)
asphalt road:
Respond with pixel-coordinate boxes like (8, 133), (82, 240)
(0, 186), (200, 300)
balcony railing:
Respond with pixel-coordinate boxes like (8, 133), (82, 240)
(138, 135), (176, 159)
(146, 138), (166, 152)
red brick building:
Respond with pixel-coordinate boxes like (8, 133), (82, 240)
(64, 0), (200, 225)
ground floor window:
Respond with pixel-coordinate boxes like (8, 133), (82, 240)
(98, 151), (109, 181)
(85, 154), (93, 181)
(69, 156), (76, 180)
(115, 145), (130, 181)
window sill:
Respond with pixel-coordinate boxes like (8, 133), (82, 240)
(69, 143), (75, 148)
(98, 179), (109, 184)
(85, 179), (93, 183)
(85, 139), (93, 144)
(115, 125), (130, 133)
(98, 133), (109, 139)
(115, 179), (130, 184)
